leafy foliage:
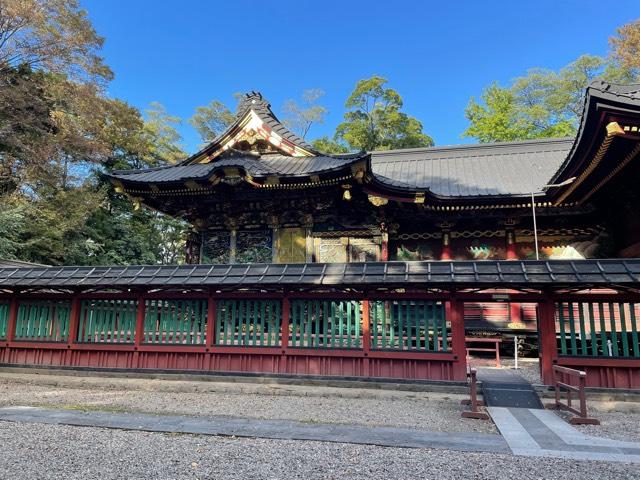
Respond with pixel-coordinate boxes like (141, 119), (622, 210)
(464, 55), (636, 142)
(282, 89), (327, 139)
(610, 19), (640, 72)
(310, 136), (349, 154)
(334, 76), (433, 151)
(0, 0), (112, 82)
(189, 100), (235, 144)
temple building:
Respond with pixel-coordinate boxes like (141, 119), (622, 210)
(1, 82), (639, 388)
(107, 82), (640, 266)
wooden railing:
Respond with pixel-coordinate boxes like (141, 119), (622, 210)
(552, 365), (599, 425)
(465, 337), (502, 367)
(461, 368), (489, 420)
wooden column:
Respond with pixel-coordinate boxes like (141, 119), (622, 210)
(506, 229), (517, 260)
(509, 302), (522, 325)
(361, 300), (371, 353)
(379, 223), (389, 262)
(538, 295), (558, 386)
(449, 296), (467, 380)
(441, 231), (451, 260)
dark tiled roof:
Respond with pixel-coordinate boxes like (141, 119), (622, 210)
(588, 81), (640, 102)
(1, 260), (638, 289)
(181, 92), (317, 165)
(370, 138), (573, 197)
(110, 153), (364, 184)
(246, 93), (316, 153)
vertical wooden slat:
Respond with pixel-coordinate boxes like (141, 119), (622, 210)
(608, 302), (619, 357)
(206, 294), (216, 347)
(362, 300), (370, 353)
(618, 303), (630, 357)
(598, 302), (607, 356)
(558, 302), (567, 355)
(587, 302), (597, 356)
(567, 303), (578, 355)
(577, 303), (587, 356)
(630, 303), (639, 358)
(281, 296), (289, 351)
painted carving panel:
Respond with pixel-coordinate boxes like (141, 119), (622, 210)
(316, 238), (348, 263)
(201, 231), (231, 264)
(349, 238), (380, 262)
(236, 230), (273, 264)
(451, 238), (507, 260)
(391, 240), (440, 261)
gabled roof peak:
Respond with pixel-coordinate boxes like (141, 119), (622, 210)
(238, 91), (271, 112)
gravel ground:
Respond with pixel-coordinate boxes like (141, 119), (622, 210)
(0, 377), (494, 434)
(566, 410), (640, 443)
(1, 421), (638, 480)
(494, 358), (542, 385)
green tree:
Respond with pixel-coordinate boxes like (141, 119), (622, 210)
(310, 136), (349, 154)
(610, 19), (640, 72)
(335, 76), (433, 151)
(464, 55), (635, 142)
(0, 0), (112, 82)
(189, 100), (235, 143)
(282, 89), (327, 139)
(142, 102), (185, 164)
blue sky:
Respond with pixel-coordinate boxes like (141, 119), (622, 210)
(82, 1), (638, 153)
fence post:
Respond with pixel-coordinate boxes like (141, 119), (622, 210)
(450, 297), (467, 381)
(5, 297), (18, 344)
(538, 295), (557, 385)
(362, 299), (371, 376)
(281, 294), (290, 352)
(132, 294), (146, 367)
(66, 295), (81, 347)
(206, 291), (216, 349)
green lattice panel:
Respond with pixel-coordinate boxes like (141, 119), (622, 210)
(0, 302), (9, 340)
(78, 299), (138, 343)
(216, 299), (281, 346)
(289, 300), (362, 349)
(144, 299), (207, 345)
(14, 300), (71, 342)
(370, 300), (448, 352)
(557, 302), (640, 358)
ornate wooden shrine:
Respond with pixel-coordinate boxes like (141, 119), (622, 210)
(108, 82), (640, 266)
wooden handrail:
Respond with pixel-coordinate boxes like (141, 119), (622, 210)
(552, 365), (600, 425)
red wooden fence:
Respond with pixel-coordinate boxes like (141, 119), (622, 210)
(0, 292), (468, 382)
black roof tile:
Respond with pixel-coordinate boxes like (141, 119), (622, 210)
(1, 260), (639, 290)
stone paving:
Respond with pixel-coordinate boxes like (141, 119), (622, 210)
(488, 406), (640, 463)
(0, 406), (509, 454)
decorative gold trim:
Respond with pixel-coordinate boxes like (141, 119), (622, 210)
(414, 192), (425, 204)
(555, 121), (625, 205)
(367, 194), (389, 207)
(578, 142), (640, 204)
